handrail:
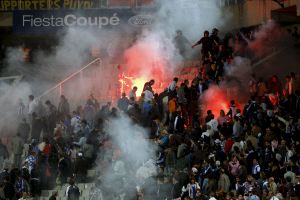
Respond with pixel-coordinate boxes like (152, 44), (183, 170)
(38, 58), (102, 99)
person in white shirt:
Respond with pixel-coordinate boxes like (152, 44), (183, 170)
(144, 89), (154, 102)
(182, 178), (200, 199)
(129, 86), (138, 101)
(168, 77), (179, 92)
(252, 158), (261, 179)
(71, 111), (81, 134)
(28, 95), (37, 115)
(207, 114), (218, 132)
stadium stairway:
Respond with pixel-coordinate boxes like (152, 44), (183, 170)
(39, 169), (97, 200)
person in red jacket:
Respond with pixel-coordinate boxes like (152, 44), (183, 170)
(224, 136), (234, 155)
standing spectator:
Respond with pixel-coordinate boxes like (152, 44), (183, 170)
(15, 176), (29, 199)
(45, 100), (57, 136)
(18, 98), (26, 120)
(25, 151), (37, 175)
(17, 118), (30, 143)
(182, 178), (200, 199)
(58, 155), (71, 184)
(58, 95), (70, 120)
(192, 30), (212, 63)
(218, 168), (230, 193)
(228, 155), (240, 177)
(89, 94), (100, 111)
(31, 112), (43, 142)
(168, 97), (177, 126)
(252, 158), (261, 179)
(28, 95), (37, 117)
(49, 191), (58, 200)
(117, 93), (129, 112)
(143, 89), (154, 102)
(66, 178), (80, 200)
(249, 73), (258, 97)
(3, 176), (15, 200)
(83, 99), (96, 126)
(257, 78), (268, 101)
(71, 111), (81, 135)
(174, 30), (191, 58)
(11, 132), (24, 169)
(233, 116), (243, 139)
(143, 79), (155, 93)
(129, 86), (138, 101)
(0, 139), (9, 170)
(167, 77), (179, 98)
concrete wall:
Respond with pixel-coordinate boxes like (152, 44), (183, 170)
(221, 0), (300, 29)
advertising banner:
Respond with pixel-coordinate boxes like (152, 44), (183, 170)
(13, 9), (155, 33)
(1, 0), (99, 11)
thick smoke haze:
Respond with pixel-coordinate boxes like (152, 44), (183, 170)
(97, 115), (157, 199)
(0, 80), (32, 134)
(200, 20), (294, 118)
(123, 0), (230, 92)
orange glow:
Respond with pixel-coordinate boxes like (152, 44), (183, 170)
(201, 86), (243, 119)
(202, 86), (229, 118)
(118, 73), (148, 97)
(131, 77), (147, 96)
(122, 36), (173, 96)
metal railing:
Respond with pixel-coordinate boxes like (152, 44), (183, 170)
(38, 58), (102, 99)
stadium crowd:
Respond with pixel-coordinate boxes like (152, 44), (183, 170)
(0, 28), (300, 200)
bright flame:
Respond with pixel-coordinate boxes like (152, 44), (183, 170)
(131, 77), (147, 96)
(118, 73), (148, 97)
(201, 86), (244, 120)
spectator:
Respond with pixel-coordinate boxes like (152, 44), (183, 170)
(11, 133), (24, 169)
(17, 118), (30, 143)
(192, 30), (213, 63)
(49, 191), (58, 200)
(117, 92), (129, 112)
(58, 95), (70, 120)
(0, 139), (9, 170)
(129, 86), (138, 101)
(143, 79), (155, 93)
(66, 178), (80, 200)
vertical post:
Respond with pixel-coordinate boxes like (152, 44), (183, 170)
(59, 84), (62, 96)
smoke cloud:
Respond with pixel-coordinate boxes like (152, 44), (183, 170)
(200, 20), (294, 118)
(122, 0), (230, 94)
(96, 114), (157, 199)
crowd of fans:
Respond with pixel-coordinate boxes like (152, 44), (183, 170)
(0, 27), (300, 200)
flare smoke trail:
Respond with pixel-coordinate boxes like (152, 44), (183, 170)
(200, 20), (293, 118)
(123, 0), (230, 93)
(96, 115), (157, 199)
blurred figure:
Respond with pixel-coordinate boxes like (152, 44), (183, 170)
(66, 178), (80, 200)
(143, 79), (155, 93)
(31, 112), (43, 142)
(129, 86), (138, 101)
(49, 191), (58, 200)
(174, 30), (191, 58)
(192, 30), (212, 63)
(210, 28), (221, 54)
(167, 77), (179, 99)
(83, 99), (96, 126)
(0, 139), (9, 170)
(17, 98), (26, 119)
(28, 95), (37, 119)
(58, 95), (70, 120)
(117, 92), (130, 112)
(17, 118), (30, 143)
(11, 132), (24, 169)
(45, 100), (57, 136)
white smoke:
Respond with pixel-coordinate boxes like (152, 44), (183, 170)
(0, 80), (32, 135)
(96, 114), (157, 199)
(122, 0), (231, 94)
